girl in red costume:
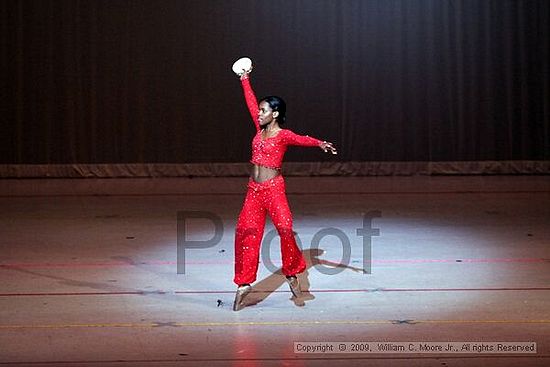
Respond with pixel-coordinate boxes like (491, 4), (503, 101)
(233, 65), (337, 311)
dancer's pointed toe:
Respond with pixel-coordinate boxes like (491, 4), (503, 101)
(233, 284), (252, 311)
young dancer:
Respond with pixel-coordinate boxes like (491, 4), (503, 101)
(233, 65), (337, 311)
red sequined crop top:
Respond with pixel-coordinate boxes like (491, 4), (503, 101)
(241, 77), (322, 170)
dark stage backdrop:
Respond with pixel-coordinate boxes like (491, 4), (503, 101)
(2, 0), (549, 166)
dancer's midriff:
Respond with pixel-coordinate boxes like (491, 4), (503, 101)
(251, 164), (280, 183)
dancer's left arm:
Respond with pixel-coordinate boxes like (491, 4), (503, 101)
(282, 130), (338, 154)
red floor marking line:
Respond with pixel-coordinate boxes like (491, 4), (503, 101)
(0, 291), (167, 297)
(1, 287), (549, 297)
(174, 287), (550, 294)
(0, 258), (546, 268)
(369, 287), (550, 292)
(0, 261), (170, 268)
(373, 258), (545, 264)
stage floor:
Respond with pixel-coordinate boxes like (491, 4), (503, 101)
(1, 176), (549, 366)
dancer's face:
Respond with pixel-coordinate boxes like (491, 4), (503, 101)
(258, 101), (279, 126)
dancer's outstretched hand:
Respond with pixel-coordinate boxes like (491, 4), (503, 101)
(320, 141), (337, 155)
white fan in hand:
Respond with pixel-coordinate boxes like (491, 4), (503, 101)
(232, 57), (253, 76)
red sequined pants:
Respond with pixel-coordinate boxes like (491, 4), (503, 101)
(234, 175), (306, 285)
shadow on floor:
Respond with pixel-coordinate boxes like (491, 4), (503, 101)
(240, 248), (365, 309)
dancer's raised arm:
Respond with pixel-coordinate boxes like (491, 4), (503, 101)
(240, 73), (260, 132)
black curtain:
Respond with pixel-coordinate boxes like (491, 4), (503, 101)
(1, 0), (549, 164)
